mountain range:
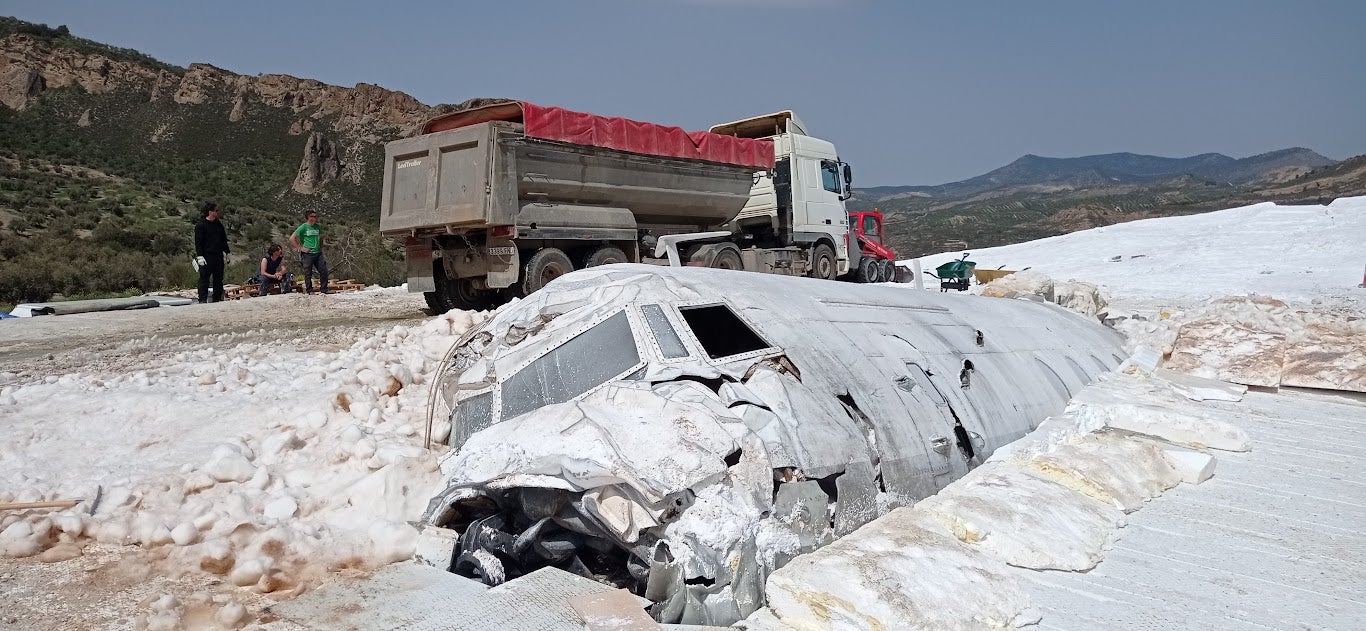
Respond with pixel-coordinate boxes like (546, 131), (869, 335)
(862, 148), (1334, 200)
(848, 148), (1363, 256)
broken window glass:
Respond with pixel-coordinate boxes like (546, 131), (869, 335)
(678, 304), (771, 359)
(450, 390), (494, 448)
(640, 304), (690, 359)
(500, 310), (642, 420)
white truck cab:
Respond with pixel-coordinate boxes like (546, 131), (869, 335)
(711, 111), (854, 277)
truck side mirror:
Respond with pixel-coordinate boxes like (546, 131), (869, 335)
(841, 163), (853, 200)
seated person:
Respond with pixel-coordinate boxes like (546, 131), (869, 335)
(257, 244), (295, 296)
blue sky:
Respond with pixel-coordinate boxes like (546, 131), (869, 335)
(7, 0), (1365, 186)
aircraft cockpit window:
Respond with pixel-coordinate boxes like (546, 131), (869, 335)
(641, 304), (690, 359)
(500, 311), (641, 420)
(678, 304), (772, 359)
(450, 390), (494, 449)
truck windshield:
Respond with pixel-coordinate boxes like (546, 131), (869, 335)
(820, 160), (841, 194)
(499, 311), (642, 420)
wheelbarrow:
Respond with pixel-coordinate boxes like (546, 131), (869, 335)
(926, 256), (976, 292)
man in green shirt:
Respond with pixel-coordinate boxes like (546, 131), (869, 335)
(290, 211), (330, 294)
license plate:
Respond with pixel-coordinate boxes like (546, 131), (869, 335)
(486, 246), (515, 256)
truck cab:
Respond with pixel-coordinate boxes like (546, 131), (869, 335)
(710, 111), (854, 279)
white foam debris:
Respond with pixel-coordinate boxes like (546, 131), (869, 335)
(1151, 368), (1247, 402)
(0, 303), (486, 593)
(203, 444), (257, 483)
(912, 464), (1124, 571)
(1068, 373), (1252, 452)
(1162, 448), (1217, 484)
(215, 602), (248, 628)
(765, 516), (1041, 630)
(1020, 433), (1180, 512)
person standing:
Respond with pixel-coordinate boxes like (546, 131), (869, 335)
(290, 211), (329, 295)
(194, 201), (230, 303)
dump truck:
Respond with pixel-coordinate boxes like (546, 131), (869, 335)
(379, 101), (895, 312)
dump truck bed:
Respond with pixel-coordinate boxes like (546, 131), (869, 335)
(380, 120), (764, 238)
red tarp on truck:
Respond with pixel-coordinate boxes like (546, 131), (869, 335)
(422, 101), (775, 170)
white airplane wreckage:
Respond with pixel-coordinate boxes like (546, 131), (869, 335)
(417, 264), (1126, 626)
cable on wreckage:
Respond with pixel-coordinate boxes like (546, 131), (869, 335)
(425, 322), (482, 450)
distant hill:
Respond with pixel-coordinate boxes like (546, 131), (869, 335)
(863, 149), (1333, 199)
(850, 148), (1358, 257)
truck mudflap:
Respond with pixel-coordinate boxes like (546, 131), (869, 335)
(484, 237), (519, 289)
(433, 237), (521, 291)
(406, 241), (436, 293)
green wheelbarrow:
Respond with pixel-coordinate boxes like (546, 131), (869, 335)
(928, 256), (976, 292)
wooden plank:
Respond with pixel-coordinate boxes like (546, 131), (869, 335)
(0, 499), (81, 511)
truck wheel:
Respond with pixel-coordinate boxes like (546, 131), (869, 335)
(430, 262), (494, 312)
(858, 257), (881, 283)
(881, 259), (897, 283)
(581, 245), (628, 268)
(424, 291), (448, 313)
(809, 243), (837, 280)
(521, 247), (574, 295)
(447, 277), (495, 311)
(711, 247), (743, 270)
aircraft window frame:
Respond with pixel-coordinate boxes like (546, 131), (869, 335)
(639, 303), (692, 360)
(497, 309), (645, 421)
(672, 301), (778, 362)
(449, 388), (495, 449)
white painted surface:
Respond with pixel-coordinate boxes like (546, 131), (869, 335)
(915, 196), (1366, 309)
(1015, 388), (1366, 630)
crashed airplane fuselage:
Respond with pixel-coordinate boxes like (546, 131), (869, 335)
(421, 264), (1126, 625)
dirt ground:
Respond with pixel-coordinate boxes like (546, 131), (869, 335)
(0, 289), (431, 383)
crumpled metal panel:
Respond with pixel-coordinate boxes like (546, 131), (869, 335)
(421, 264), (1127, 626)
(441, 381), (738, 502)
(740, 367), (872, 480)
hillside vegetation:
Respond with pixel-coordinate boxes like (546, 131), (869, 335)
(0, 18), (406, 305)
(851, 150), (1366, 257)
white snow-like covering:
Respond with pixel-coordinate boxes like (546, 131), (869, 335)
(915, 196), (1366, 308)
(0, 303), (485, 595)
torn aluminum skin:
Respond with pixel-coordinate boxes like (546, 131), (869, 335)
(420, 264), (1126, 626)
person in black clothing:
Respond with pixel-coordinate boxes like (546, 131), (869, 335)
(257, 244), (294, 296)
(194, 201), (231, 303)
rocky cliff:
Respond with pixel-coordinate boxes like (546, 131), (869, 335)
(0, 31), (451, 197)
